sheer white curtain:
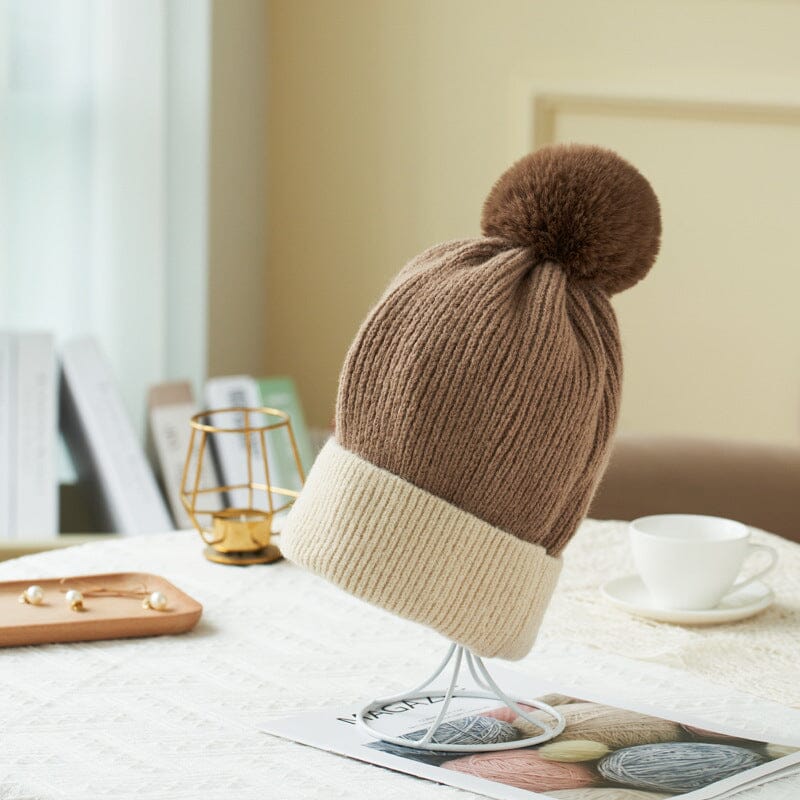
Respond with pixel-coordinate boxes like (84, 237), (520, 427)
(0, 0), (210, 437)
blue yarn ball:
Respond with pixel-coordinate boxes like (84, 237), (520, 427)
(598, 742), (766, 793)
(365, 739), (452, 767)
(404, 715), (519, 746)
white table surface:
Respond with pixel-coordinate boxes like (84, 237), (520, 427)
(1, 522), (799, 800)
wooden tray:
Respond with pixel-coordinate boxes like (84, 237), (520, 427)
(0, 572), (202, 647)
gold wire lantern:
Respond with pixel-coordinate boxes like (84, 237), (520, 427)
(180, 407), (305, 565)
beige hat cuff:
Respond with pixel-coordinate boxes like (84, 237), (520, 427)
(281, 438), (562, 660)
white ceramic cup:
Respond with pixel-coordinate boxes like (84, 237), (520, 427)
(629, 514), (778, 610)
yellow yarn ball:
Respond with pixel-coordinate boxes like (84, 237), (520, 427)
(513, 702), (681, 750)
(548, 789), (669, 800)
(538, 739), (611, 762)
(765, 743), (799, 759)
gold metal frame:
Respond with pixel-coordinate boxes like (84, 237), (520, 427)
(180, 406), (306, 565)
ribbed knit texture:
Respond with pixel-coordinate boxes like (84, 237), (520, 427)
(281, 439), (562, 659)
(284, 145), (659, 660)
(337, 237), (622, 556)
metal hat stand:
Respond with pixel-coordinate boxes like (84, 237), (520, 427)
(356, 643), (565, 753)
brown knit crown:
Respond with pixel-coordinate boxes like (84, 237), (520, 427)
(482, 144), (661, 294)
(336, 144), (661, 556)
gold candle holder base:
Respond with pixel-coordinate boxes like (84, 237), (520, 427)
(203, 509), (282, 566)
(203, 544), (283, 566)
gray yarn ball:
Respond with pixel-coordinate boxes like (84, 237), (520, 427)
(404, 715), (519, 747)
(365, 739), (452, 767)
(598, 743), (766, 794)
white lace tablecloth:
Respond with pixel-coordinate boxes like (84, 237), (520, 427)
(1, 521), (798, 800)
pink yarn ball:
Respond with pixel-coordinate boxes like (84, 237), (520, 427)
(442, 749), (600, 792)
(481, 703), (537, 723)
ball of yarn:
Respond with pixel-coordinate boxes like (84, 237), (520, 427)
(513, 703), (681, 750)
(537, 693), (580, 707)
(481, 144), (661, 295)
(681, 724), (751, 743)
(764, 743), (800, 759)
(549, 789), (669, 800)
(442, 749), (600, 792)
(481, 703), (538, 723)
(403, 715), (518, 747)
(365, 739), (451, 768)
(539, 739), (611, 762)
(598, 742), (767, 794)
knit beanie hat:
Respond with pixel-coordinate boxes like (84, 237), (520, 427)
(282, 144), (661, 660)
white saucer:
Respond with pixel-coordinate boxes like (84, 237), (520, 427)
(601, 575), (774, 625)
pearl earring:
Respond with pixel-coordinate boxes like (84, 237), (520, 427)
(18, 585), (45, 605)
(57, 581), (169, 612)
(65, 589), (85, 612)
(142, 591), (168, 611)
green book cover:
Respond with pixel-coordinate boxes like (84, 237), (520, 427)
(256, 376), (315, 500)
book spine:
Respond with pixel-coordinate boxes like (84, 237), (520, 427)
(204, 376), (270, 510)
(0, 333), (11, 539)
(256, 376), (315, 518)
(13, 333), (58, 539)
(150, 400), (222, 528)
(60, 359), (113, 533)
(60, 338), (173, 534)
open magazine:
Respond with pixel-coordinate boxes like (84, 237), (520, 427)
(261, 664), (800, 800)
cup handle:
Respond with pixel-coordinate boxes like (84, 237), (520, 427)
(731, 542), (778, 593)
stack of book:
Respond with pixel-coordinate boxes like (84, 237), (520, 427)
(0, 332), (316, 541)
(0, 332), (58, 540)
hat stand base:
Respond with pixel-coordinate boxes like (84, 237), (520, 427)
(355, 643), (565, 753)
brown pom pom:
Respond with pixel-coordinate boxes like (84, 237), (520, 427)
(481, 144), (661, 294)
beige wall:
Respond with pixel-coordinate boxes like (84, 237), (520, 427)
(207, 0), (269, 378)
(267, 0), (800, 441)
